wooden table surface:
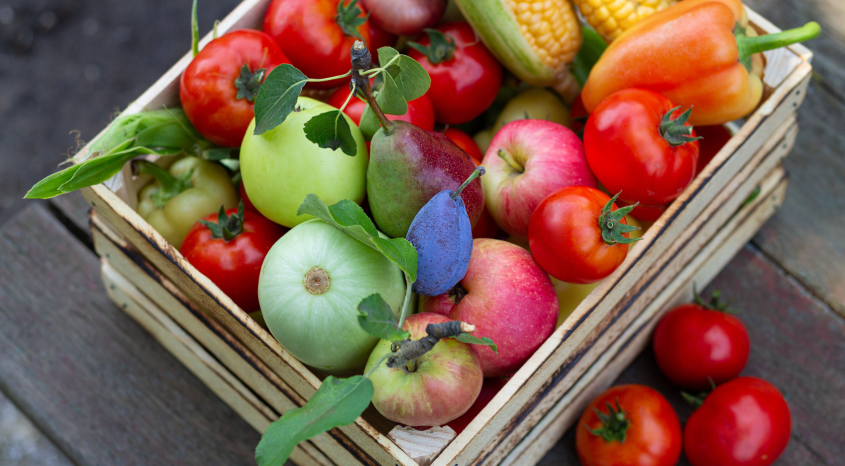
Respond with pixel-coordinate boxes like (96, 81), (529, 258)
(0, 0), (843, 465)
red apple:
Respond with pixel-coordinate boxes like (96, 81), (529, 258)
(481, 119), (597, 240)
(365, 313), (483, 426)
(420, 239), (559, 377)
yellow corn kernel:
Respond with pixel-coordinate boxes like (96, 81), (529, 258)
(505, 0), (582, 69)
(572, 0), (678, 41)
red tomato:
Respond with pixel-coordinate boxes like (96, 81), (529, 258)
(326, 85), (435, 131)
(180, 207), (287, 312)
(264, 0), (371, 89)
(576, 384), (682, 466)
(584, 89), (700, 206)
(528, 186), (633, 284)
(444, 128), (483, 163)
(408, 22), (502, 125)
(180, 30), (289, 148)
(695, 124), (733, 175)
(652, 294), (750, 390)
(684, 377), (791, 466)
(239, 182), (258, 213)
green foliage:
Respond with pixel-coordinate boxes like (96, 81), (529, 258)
(297, 194), (418, 281)
(572, 27), (608, 87)
(455, 333), (498, 353)
(303, 110), (358, 156)
(253, 64), (309, 135)
(357, 294), (411, 341)
(255, 376), (373, 466)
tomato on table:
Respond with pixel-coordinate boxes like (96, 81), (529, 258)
(528, 187), (639, 284)
(408, 22), (502, 125)
(684, 377), (792, 466)
(180, 203), (287, 312)
(584, 89), (700, 206)
(180, 29), (290, 148)
(653, 289), (750, 389)
(263, 0), (372, 89)
(576, 384), (682, 466)
(444, 128), (483, 164)
(326, 84), (435, 131)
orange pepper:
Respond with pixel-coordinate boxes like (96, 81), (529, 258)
(581, 0), (820, 125)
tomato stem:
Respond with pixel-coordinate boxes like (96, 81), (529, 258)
(692, 283), (738, 314)
(199, 202), (246, 241)
(587, 399), (630, 443)
(408, 29), (457, 65)
(659, 106), (701, 147)
(135, 160), (193, 208)
(598, 192), (642, 245)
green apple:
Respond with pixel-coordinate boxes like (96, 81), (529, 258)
(258, 219), (406, 375)
(240, 97), (368, 228)
(492, 87), (570, 134)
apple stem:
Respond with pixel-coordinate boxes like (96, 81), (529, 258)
(497, 149), (524, 174)
(406, 359), (417, 373)
(451, 166), (486, 200)
(351, 41), (395, 135)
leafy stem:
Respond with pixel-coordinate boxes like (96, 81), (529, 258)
(351, 41), (395, 134)
(364, 352), (392, 378)
(191, 0), (199, 57)
(397, 274), (414, 329)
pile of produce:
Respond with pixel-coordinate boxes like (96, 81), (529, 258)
(576, 289), (792, 466)
(26, 0), (818, 464)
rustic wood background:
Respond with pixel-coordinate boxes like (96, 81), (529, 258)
(0, 0), (842, 465)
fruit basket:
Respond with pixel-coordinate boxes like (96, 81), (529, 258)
(70, 1), (812, 464)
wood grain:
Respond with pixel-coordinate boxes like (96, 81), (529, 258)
(0, 204), (260, 466)
(744, 0), (845, 318)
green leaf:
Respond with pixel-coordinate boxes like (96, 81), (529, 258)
(358, 105), (380, 140)
(572, 27), (608, 88)
(253, 64), (309, 135)
(377, 73), (408, 116)
(377, 47), (430, 102)
(297, 194), (418, 281)
(357, 294), (410, 341)
(455, 334), (498, 353)
(25, 164), (84, 199)
(255, 376), (373, 466)
(303, 110), (358, 156)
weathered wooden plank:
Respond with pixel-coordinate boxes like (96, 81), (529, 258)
(0, 204), (260, 466)
(743, 0), (845, 318)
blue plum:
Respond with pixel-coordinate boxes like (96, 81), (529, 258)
(407, 167), (485, 296)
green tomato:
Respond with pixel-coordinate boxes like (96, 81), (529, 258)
(240, 97), (368, 228)
(493, 88), (570, 134)
(258, 220), (406, 374)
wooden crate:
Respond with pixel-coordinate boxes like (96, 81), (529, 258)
(74, 0), (812, 464)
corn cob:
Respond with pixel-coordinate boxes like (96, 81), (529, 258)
(574, 0), (678, 42)
(453, 0), (583, 101)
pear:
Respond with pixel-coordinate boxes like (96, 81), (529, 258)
(406, 167), (485, 296)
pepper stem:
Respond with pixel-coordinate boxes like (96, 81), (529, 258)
(451, 166), (486, 200)
(587, 399), (630, 443)
(351, 41), (395, 135)
(598, 192), (642, 245)
(736, 22), (820, 71)
(136, 161), (193, 208)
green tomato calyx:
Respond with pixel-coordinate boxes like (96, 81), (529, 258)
(304, 266), (331, 295)
(199, 201), (246, 241)
(235, 64), (266, 102)
(659, 106), (702, 147)
(409, 29), (457, 65)
(588, 399), (630, 443)
(335, 0), (367, 41)
(599, 192), (642, 245)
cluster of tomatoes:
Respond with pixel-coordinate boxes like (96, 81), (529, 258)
(576, 291), (791, 466)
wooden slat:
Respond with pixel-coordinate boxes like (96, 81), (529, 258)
(90, 216), (356, 465)
(500, 167), (789, 466)
(0, 205), (260, 465)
